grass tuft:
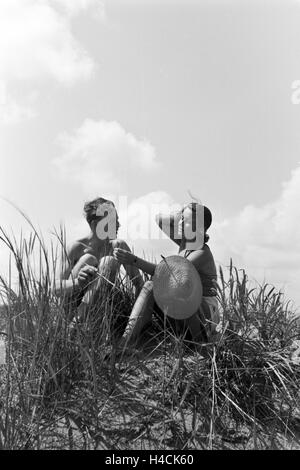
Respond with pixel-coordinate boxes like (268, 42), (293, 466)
(0, 220), (299, 449)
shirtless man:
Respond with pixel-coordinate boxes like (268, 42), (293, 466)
(55, 197), (144, 320)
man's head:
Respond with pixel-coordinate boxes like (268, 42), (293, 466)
(83, 197), (120, 239)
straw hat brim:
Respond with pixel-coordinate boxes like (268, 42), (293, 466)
(153, 255), (203, 320)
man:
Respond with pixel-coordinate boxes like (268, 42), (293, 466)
(55, 197), (143, 320)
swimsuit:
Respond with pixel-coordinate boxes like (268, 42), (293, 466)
(183, 247), (220, 337)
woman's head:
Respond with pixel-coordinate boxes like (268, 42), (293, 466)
(179, 203), (212, 244)
(83, 197), (120, 238)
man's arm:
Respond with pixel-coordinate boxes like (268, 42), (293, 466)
(54, 242), (82, 296)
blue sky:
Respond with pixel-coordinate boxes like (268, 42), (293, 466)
(0, 0), (300, 310)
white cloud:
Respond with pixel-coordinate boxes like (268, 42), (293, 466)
(53, 119), (161, 196)
(211, 165), (300, 309)
(0, 0), (101, 124)
(0, 80), (37, 124)
(118, 191), (176, 240)
(115, 190), (180, 261)
(51, 0), (105, 19)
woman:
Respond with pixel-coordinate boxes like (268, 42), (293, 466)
(113, 202), (219, 348)
(55, 197), (144, 320)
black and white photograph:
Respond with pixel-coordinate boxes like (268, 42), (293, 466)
(0, 0), (299, 453)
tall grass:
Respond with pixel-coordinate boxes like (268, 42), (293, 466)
(0, 220), (299, 450)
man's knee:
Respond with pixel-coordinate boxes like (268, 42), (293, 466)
(80, 253), (98, 267)
(71, 253), (98, 277)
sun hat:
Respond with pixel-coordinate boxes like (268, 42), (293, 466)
(155, 203), (212, 246)
(152, 255), (203, 320)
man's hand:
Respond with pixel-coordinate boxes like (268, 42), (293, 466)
(113, 247), (137, 266)
(76, 265), (98, 288)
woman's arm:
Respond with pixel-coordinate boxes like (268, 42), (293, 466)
(134, 257), (157, 276)
(183, 248), (208, 271)
(113, 246), (157, 277)
(111, 240), (147, 294)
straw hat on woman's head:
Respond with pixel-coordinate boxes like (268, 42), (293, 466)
(153, 255), (203, 320)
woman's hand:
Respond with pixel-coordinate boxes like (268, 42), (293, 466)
(76, 265), (98, 288)
(113, 247), (137, 266)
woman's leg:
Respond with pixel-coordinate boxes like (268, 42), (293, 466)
(185, 297), (221, 356)
(120, 280), (154, 347)
(185, 309), (208, 345)
(202, 297), (220, 336)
